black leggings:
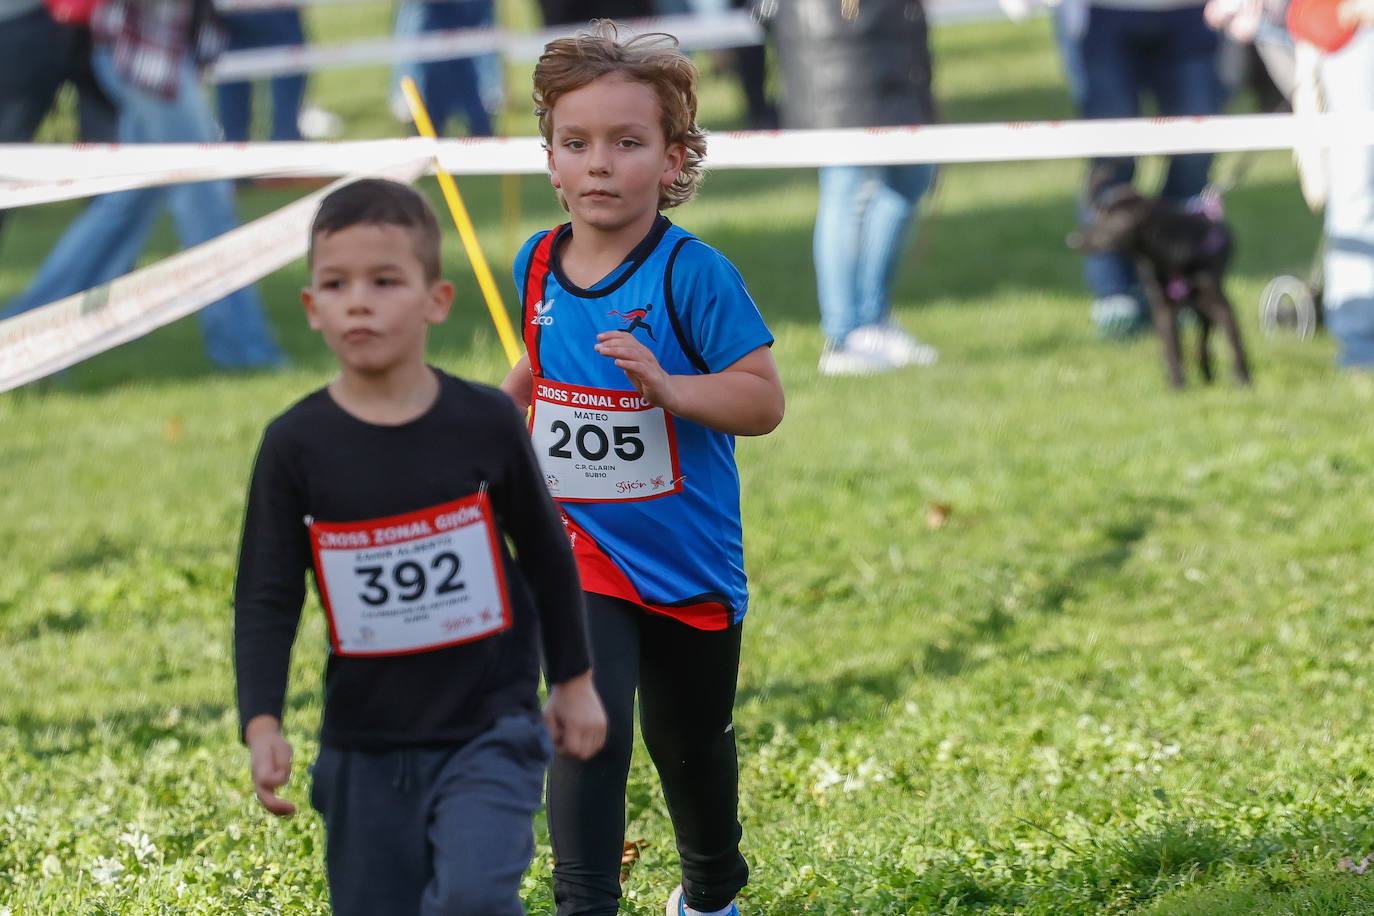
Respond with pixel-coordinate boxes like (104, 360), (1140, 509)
(547, 594), (749, 916)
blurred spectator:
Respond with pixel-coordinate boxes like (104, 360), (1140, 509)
(387, 0), (426, 122)
(1312, 3), (1374, 366)
(1061, 0), (1228, 338)
(538, 0), (654, 25)
(416, 0), (502, 137)
(0, 0), (116, 241)
(763, 0), (940, 377)
(722, 0), (778, 129)
(216, 9), (306, 142)
(656, 0), (778, 128)
(0, 0), (284, 371)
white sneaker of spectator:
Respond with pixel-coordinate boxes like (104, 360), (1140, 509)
(298, 105), (345, 140)
(845, 321), (940, 367)
(818, 337), (898, 377)
(390, 93), (414, 125)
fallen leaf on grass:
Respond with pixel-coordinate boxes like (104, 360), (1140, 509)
(927, 502), (952, 529)
(163, 416), (184, 441)
(620, 839), (650, 880)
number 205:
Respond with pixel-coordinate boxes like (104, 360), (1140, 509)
(547, 421), (644, 462)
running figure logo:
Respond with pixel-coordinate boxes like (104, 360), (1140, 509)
(608, 304), (656, 341)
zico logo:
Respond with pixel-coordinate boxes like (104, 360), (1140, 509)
(530, 299), (555, 326)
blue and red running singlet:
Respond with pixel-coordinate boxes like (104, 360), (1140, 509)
(515, 216), (773, 629)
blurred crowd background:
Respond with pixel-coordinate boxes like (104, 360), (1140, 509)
(2, 0), (1372, 376)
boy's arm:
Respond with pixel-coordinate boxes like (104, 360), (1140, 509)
(234, 427), (311, 813)
(245, 714), (297, 816)
(543, 669), (606, 759)
(592, 336), (785, 436)
(499, 353), (533, 411)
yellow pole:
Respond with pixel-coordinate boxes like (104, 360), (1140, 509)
(399, 76), (521, 368)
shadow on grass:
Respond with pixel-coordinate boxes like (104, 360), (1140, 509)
(738, 665), (910, 725)
(10, 702), (229, 759)
(741, 504), (1167, 728)
(1, 608), (95, 645)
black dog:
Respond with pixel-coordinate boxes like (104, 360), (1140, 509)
(1069, 179), (1251, 389)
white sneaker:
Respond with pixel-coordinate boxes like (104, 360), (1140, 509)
(298, 105), (344, 140)
(818, 338), (898, 377)
(845, 321), (939, 367)
(667, 884), (739, 916)
(389, 94), (415, 124)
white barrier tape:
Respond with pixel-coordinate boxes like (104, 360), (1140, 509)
(0, 158), (430, 393)
(211, 12), (761, 82)
(0, 138), (430, 209)
(692, 113), (1374, 168)
(5, 112), (1374, 210)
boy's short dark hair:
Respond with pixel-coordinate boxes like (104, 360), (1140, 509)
(309, 179), (443, 282)
(533, 20), (707, 210)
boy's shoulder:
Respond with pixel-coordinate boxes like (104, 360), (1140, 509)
(261, 374), (516, 439)
(432, 369), (529, 434)
(263, 385), (334, 439)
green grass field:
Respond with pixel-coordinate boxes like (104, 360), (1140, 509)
(6, 11), (1374, 915)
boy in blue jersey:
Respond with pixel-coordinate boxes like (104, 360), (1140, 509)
(500, 21), (785, 916)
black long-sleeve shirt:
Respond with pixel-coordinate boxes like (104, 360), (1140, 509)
(234, 370), (590, 750)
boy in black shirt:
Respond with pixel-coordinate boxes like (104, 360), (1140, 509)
(234, 178), (606, 916)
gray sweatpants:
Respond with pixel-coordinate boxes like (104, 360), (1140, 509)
(310, 714), (553, 916)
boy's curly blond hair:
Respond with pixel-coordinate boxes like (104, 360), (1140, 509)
(532, 20), (707, 210)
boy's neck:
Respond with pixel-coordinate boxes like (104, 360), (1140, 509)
(560, 212), (660, 286)
(328, 361), (441, 426)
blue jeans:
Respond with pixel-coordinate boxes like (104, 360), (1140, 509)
(311, 715), (552, 916)
(1076, 5), (1225, 299)
(1, 48), (283, 369)
(1320, 28), (1374, 368)
(1053, 3), (1087, 109)
(216, 11), (306, 142)
(389, 0), (426, 103)
(814, 163), (935, 343)
(419, 0), (497, 138)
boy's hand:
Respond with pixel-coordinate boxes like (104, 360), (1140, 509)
(595, 331), (678, 413)
(245, 715), (298, 817)
(543, 670), (607, 760)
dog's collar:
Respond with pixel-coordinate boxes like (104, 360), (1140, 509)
(1201, 224), (1227, 256)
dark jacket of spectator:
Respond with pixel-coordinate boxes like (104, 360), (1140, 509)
(762, 0), (936, 129)
(538, 0), (654, 26)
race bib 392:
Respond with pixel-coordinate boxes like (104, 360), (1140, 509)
(307, 493), (511, 657)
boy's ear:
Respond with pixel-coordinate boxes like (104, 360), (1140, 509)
(547, 146), (561, 189)
(426, 279), (455, 325)
(661, 142), (687, 188)
(301, 287), (322, 330)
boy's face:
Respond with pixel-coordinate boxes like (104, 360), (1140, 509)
(302, 223), (453, 378)
(546, 74), (686, 235)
